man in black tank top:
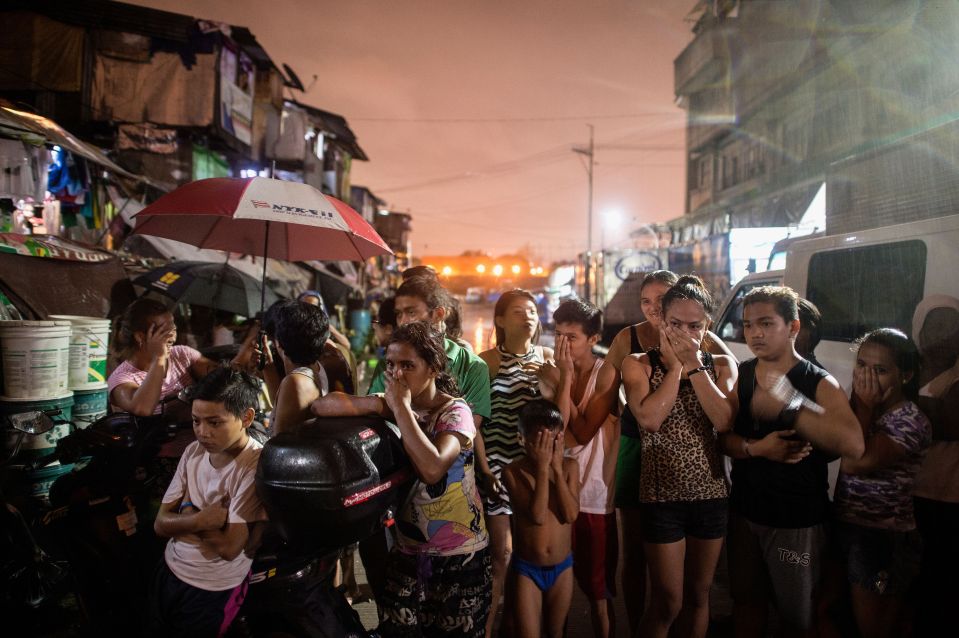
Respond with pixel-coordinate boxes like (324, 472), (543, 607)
(717, 287), (864, 637)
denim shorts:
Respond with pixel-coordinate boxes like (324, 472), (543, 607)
(837, 521), (922, 596)
(640, 498), (729, 544)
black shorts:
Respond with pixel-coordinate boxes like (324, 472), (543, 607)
(146, 560), (248, 638)
(838, 521), (922, 596)
(640, 498), (729, 544)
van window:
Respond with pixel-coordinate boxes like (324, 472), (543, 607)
(717, 279), (780, 343)
(806, 240), (926, 342)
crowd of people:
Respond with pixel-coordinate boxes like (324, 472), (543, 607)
(102, 267), (958, 638)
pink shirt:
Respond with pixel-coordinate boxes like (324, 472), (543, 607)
(108, 345), (202, 414)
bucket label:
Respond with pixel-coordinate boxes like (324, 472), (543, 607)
(64, 326), (110, 389)
(2, 341), (70, 398)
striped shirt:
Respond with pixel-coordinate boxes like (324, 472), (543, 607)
(481, 345), (545, 515)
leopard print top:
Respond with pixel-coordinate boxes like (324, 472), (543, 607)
(639, 349), (729, 503)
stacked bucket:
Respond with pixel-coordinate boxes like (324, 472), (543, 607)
(49, 315), (111, 431)
(0, 316), (110, 501)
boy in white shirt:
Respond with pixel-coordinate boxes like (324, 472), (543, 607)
(149, 367), (266, 637)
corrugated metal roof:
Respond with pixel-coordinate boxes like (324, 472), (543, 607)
(290, 100), (368, 161)
(9, 1), (283, 84)
(8, 0), (197, 43)
(229, 26), (278, 71)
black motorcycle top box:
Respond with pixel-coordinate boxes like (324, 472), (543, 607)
(256, 416), (413, 550)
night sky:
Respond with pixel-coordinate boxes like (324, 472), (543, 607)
(133, 0), (694, 262)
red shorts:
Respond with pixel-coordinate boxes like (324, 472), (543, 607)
(571, 512), (619, 600)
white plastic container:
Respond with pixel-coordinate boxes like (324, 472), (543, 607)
(48, 315), (111, 390)
(0, 320), (72, 399)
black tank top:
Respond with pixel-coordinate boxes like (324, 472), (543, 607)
(730, 357), (831, 528)
(620, 325), (644, 438)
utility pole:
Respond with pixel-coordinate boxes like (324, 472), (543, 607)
(572, 124), (594, 304)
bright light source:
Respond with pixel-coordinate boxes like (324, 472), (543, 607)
(240, 169), (259, 179)
(441, 265), (453, 276)
(378, 209), (390, 216)
(476, 264), (486, 274)
(492, 264), (503, 276)
(604, 208), (625, 229)
(511, 265), (521, 275)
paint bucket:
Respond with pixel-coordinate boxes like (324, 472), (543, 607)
(28, 461), (75, 505)
(0, 320), (72, 399)
(48, 315), (111, 391)
(73, 387), (108, 429)
(1, 392), (74, 458)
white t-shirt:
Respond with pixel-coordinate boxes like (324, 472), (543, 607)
(565, 359), (621, 515)
(162, 437), (266, 591)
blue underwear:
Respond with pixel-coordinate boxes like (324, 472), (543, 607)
(511, 554), (574, 592)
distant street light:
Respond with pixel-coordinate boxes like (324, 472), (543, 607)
(476, 264), (486, 274)
(602, 208), (624, 252)
(492, 264), (503, 277)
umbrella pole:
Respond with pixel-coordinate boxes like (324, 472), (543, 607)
(260, 220), (270, 314)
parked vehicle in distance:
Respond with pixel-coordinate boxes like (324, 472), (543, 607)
(465, 287), (484, 303)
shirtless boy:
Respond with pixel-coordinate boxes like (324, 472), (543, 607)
(503, 399), (581, 638)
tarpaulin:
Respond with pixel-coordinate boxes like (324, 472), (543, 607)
(91, 51), (216, 126)
(0, 13), (83, 92)
(117, 124), (178, 154)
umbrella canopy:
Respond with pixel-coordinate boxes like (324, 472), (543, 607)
(133, 261), (281, 318)
(131, 177), (392, 262)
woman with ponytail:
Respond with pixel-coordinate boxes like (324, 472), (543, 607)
(623, 275), (737, 638)
(312, 322), (491, 636)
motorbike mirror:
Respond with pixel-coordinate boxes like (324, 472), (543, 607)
(177, 385), (196, 403)
(8, 409), (57, 435)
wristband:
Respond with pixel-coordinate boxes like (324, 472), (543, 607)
(778, 392), (804, 427)
(742, 439), (753, 458)
(178, 501), (195, 513)
(687, 365), (709, 378)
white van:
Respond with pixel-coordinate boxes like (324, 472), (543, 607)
(714, 213), (959, 391)
(713, 214), (959, 493)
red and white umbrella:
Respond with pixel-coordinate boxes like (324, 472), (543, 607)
(132, 177), (393, 311)
(133, 177), (391, 261)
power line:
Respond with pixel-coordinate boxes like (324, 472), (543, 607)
(351, 112), (681, 124)
(377, 144), (575, 193)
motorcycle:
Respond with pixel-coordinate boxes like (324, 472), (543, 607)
(4, 391), (411, 637)
(0, 406), (80, 634)
(233, 414), (413, 638)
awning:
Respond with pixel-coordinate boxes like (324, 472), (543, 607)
(0, 234), (130, 319)
(111, 186), (311, 298)
(668, 179), (823, 243)
(0, 106), (167, 190)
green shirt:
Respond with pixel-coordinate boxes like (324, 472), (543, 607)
(368, 338), (491, 421)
